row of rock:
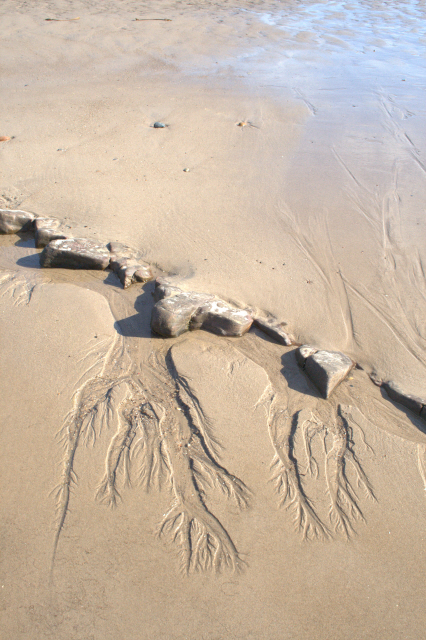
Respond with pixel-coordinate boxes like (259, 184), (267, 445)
(2, 208), (425, 412)
(0, 209), (154, 289)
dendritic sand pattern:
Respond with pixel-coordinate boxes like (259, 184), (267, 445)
(53, 335), (250, 575)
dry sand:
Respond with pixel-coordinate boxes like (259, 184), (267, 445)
(1, 1), (426, 639)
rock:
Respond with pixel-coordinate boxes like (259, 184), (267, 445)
(296, 345), (355, 398)
(253, 316), (295, 346)
(420, 406), (426, 422)
(34, 217), (68, 248)
(151, 283), (253, 338)
(107, 242), (153, 288)
(40, 238), (111, 270)
(382, 381), (425, 416)
(116, 259), (153, 289)
(153, 122), (166, 128)
(107, 242), (143, 269)
(295, 344), (319, 368)
(153, 278), (183, 302)
(0, 209), (36, 234)
(191, 300), (253, 337)
(151, 291), (213, 337)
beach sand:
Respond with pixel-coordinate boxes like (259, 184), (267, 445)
(1, 1), (426, 638)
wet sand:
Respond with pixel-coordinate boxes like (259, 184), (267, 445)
(1, 1), (426, 639)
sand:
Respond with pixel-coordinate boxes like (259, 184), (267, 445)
(1, 1), (426, 639)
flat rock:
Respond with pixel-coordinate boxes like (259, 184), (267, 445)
(34, 217), (68, 248)
(296, 345), (355, 398)
(40, 238), (111, 270)
(382, 381), (425, 416)
(0, 209), (36, 234)
(253, 316), (295, 346)
(191, 299), (253, 337)
(151, 291), (213, 337)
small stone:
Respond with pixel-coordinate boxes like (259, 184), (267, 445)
(183, 168), (190, 172)
(40, 238), (111, 270)
(191, 299), (253, 337)
(382, 381), (425, 416)
(0, 209), (36, 234)
(133, 265), (153, 283)
(34, 217), (68, 248)
(253, 316), (295, 346)
(153, 122), (166, 128)
(151, 291), (213, 337)
(297, 346), (355, 398)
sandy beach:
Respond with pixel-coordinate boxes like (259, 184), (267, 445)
(1, 1), (426, 638)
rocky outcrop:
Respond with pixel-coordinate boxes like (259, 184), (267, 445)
(151, 280), (253, 338)
(108, 242), (153, 289)
(0, 209), (37, 234)
(253, 316), (296, 346)
(34, 218), (68, 248)
(40, 238), (111, 270)
(296, 345), (355, 398)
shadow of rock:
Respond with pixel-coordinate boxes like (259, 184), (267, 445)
(379, 386), (426, 436)
(114, 283), (156, 339)
(16, 253), (42, 269)
(102, 271), (123, 289)
(280, 349), (319, 398)
(15, 231), (36, 248)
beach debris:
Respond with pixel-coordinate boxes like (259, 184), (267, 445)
(236, 121), (259, 129)
(45, 17), (80, 21)
(296, 345), (355, 398)
(0, 209), (37, 234)
(0, 136), (11, 142)
(134, 18), (172, 21)
(34, 217), (68, 248)
(370, 376), (426, 419)
(153, 122), (166, 128)
(40, 238), (110, 270)
(253, 316), (296, 346)
(183, 168), (190, 172)
(108, 241), (153, 288)
(151, 280), (253, 338)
